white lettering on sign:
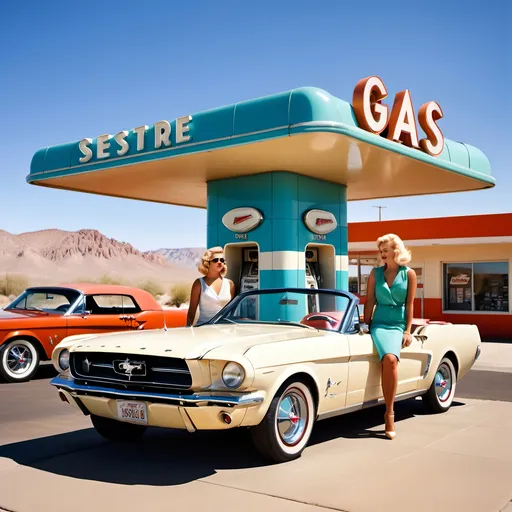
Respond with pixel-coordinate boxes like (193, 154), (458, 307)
(78, 116), (193, 164)
(115, 131), (129, 156)
(133, 125), (147, 152)
(79, 138), (93, 163)
(450, 274), (470, 285)
(97, 134), (111, 159)
(176, 115), (192, 143)
(352, 76), (444, 157)
(154, 121), (171, 149)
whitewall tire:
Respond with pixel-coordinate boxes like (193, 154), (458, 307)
(422, 356), (457, 413)
(250, 380), (316, 463)
(0, 339), (40, 383)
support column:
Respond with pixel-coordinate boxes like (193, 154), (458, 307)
(207, 171), (348, 292)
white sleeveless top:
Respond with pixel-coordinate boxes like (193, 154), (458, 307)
(197, 277), (231, 324)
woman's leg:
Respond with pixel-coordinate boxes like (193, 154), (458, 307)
(381, 354), (398, 435)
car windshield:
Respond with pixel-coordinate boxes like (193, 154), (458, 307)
(207, 288), (354, 332)
(6, 288), (81, 315)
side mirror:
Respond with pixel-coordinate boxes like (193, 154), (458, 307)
(357, 323), (370, 335)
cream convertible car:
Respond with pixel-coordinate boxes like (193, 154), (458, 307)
(50, 288), (481, 463)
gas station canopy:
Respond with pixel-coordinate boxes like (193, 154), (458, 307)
(28, 86), (494, 208)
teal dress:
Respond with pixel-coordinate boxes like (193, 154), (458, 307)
(370, 265), (409, 361)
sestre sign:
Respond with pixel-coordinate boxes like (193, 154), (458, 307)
(352, 76), (444, 157)
(78, 116), (193, 164)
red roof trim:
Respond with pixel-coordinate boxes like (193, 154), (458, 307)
(348, 213), (512, 243)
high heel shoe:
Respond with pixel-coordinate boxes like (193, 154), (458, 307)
(384, 412), (396, 440)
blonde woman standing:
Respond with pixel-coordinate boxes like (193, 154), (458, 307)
(187, 247), (235, 326)
(363, 234), (417, 440)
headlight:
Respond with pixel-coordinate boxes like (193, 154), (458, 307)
(58, 349), (70, 371)
(222, 362), (245, 389)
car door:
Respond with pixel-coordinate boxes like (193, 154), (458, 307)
(346, 330), (383, 407)
(398, 333), (433, 393)
(345, 307), (427, 407)
(66, 293), (141, 337)
(19, 290), (71, 354)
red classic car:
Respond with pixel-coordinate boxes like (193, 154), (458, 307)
(0, 283), (186, 382)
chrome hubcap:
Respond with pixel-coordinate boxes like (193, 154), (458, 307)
(7, 344), (33, 375)
(277, 389), (308, 446)
(435, 363), (452, 403)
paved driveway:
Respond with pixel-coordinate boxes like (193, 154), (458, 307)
(1, 365), (511, 512)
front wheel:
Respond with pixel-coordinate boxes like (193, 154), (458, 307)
(0, 339), (40, 383)
(422, 356), (457, 413)
(250, 381), (316, 463)
(91, 414), (147, 442)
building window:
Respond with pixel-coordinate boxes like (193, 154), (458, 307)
(348, 256), (378, 295)
(444, 262), (509, 313)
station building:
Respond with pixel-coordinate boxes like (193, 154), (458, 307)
(348, 213), (511, 340)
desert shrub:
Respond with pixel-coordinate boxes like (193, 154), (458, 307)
(137, 279), (164, 298)
(167, 283), (191, 308)
(0, 273), (29, 297)
(97, 274), (126, 285)
(74, 276), (98, 284)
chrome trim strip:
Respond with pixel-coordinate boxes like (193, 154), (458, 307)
(50, 376), (264, 408)
(70, 367), (191, 388)
(423, 354), (433, 378)
(317, 390), (426, 421)
(317, 403), (362, 421)
(151, 367), (191, 374)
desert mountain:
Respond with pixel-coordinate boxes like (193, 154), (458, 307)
(0, 228), (200, 289)
(146, 247), (205, 268)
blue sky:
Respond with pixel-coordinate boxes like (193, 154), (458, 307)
(0, 0), (508, 251)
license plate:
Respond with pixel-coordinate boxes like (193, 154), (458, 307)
(116, 401), (148, 425)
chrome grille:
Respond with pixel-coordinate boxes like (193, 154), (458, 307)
(70, 352), (192, 388)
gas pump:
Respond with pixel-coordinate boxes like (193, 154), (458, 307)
(239, 248), (259, 319)
(305, 248), (321, 289)
(240, 248), (259, 293)
(305, 248), (321, 312)
(224, 244), (259, 320)
(304, 244), (336, 314)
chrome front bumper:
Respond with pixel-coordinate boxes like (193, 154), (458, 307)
(50, 376), (264, 408)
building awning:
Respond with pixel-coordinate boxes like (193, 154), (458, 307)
(348, 213), (512, 251)
(28, 87), (494, 208)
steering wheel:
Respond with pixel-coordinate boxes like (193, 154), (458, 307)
(55, 304), (70, 312)
(303, 314), (337, 326)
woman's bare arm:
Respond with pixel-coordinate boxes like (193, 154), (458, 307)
(186, 279), (201, 326)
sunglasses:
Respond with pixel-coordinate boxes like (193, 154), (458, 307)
(210, 258), (226, 263)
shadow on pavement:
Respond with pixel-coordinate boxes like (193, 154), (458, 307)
(32, 363), (58, 381)
(0, 397), (468, 486)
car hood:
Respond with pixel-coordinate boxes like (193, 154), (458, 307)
(0, 309), (51, 322)
(66, 323), (324, 359)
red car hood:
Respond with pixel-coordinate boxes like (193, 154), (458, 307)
(0, 309), (50, 321)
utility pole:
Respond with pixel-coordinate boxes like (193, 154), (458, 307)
(373, 205), (387, 221)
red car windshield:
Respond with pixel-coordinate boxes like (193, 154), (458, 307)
(6, 288), (81, 314)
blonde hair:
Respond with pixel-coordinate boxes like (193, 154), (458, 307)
(198, 246), (227, 276)
(376, 233), (412, 266)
